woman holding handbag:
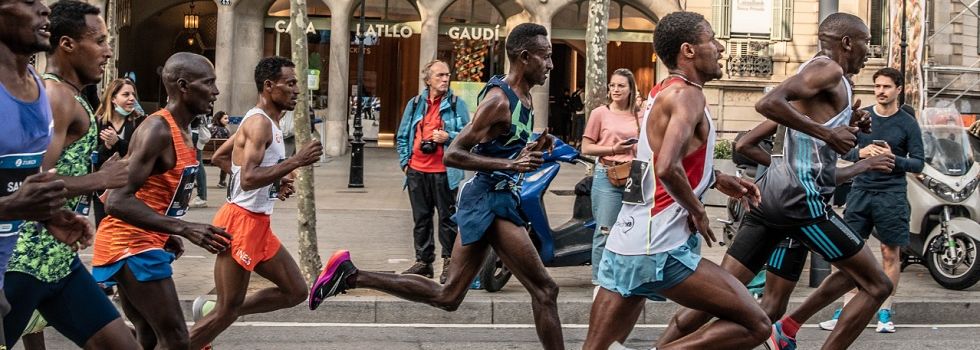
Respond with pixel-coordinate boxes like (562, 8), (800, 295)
(581, 68), (640, 287)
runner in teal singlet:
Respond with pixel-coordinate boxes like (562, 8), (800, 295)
(311, 23), (566, 349)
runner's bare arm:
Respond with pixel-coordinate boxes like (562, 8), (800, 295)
(653, 87), (711, 216)
(734, 120), (779, 167)
(835, 153), (895, 184)
(755, 59), (857, 154)
(42, 84), (129, 197)
(106, 117), (230, 252)
(238, 115), (321, 191)
(444, 88), (542, 172)
(210, 131), (235, 173)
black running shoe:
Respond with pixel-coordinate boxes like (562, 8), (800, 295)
(402, 261), (434, 278)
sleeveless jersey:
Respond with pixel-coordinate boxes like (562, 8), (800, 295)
(754, 56), (853, 226)
(226, 108), (286, 215)
(607, 77), (716, 255)
(9, 74), (99, 282)
(472, 75), (534, 188)
(93, 109), (200, 266)
(0, 65), (51, 288)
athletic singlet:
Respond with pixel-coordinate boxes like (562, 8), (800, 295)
(754, 56), (853, 226)
(226, 108), (286, 215)
(472, 75), (533, 187)
(607, 77), (716, 255)
(93, 109), (199, 266)
(8, 74), (99, 282)
(0, 65), (51, 288)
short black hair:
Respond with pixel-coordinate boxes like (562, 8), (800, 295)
(48, 0), (101, 54)
(818, 13), (867, 41)
(873, 67), (903, 87)
(254, 56), (296, 92)
(654, 11), (707, 69)
(505, 23), (548, 60)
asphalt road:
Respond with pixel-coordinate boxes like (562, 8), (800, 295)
(19, 323), (980, 349)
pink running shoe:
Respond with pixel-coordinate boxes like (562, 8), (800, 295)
(309, 250), (357, 310)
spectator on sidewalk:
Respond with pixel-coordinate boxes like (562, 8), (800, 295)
(94, 78), (144, 227)
(190, 114), (210, 208)
(579, 68), (640, 289)
(395, 59), (470, 283)
(819, 67), (924, 334)
(209, 111), (231, 188)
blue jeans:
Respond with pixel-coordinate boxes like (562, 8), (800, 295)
(591, 165), (625, 284)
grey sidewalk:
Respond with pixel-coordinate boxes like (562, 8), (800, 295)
(80, 147), (980, 324)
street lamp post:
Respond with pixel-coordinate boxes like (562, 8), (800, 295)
(348, 0), (367, 188)
(900, 0), (908, 107)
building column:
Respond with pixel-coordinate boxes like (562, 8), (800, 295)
(416, 0), (453, 91)
(213, 0), (237, 116)
(324, 0), (354, 157)
(530, 17), (552, 132)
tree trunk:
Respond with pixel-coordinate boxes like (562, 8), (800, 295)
(584, 0), (610, 119)
(289, 0), (322, 282)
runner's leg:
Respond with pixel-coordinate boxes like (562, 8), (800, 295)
(115, 286), (156, 349)
(243, 246), (307, 313)
(354, 234), (489, 310)
(114, 264), (190, 349)
(188, 251), (251, 349)
(486, 219), (563, 349)
(657, 260), (771, 350)
(582, 289), (645, 350)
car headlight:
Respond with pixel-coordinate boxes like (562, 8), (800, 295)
(917, 173), (980, 203)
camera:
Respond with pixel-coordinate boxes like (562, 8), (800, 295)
(420, 140), (438, 154)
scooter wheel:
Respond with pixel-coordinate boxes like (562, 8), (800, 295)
(925, 233), (980, 290)
(479, 250), (513, 293)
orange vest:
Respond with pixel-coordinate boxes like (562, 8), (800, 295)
(93, 109), (199, 266)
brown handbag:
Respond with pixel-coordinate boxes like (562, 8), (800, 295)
(605, 159), (632, 187)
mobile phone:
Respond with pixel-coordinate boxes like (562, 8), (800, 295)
(623, 138), (640, 145)
(872, 140), (887, 147)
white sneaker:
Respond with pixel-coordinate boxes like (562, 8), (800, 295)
(818, 308), (842, 331)
(189, 197), (208, 208)
(607, 341), (636, 350)
(876, 309), (896, 333)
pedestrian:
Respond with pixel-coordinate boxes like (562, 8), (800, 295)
(93, 78), (144, 227)
(0, 0), (97, 345)
(3, 1), (137, 349)
(188, 56), (323, 349)
(190, 113), (210, 208)
(209, 110), (231, 188)
(312, 23), (567, 349)
(582, 12), (769, 350)
(92, 52), (232, 349)
(818, 67), (924, 334)
(393, 59), (470, 283)
(579, 68), (639, 290)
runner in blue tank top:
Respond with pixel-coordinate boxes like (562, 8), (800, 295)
(310, 23), (566, 349)
(0, 0), (95, 346)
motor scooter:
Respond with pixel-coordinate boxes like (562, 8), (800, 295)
(478, 137), (596, 292)
(902, 107), (980, 290)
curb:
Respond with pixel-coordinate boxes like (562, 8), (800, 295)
(164, 296), (980, 325)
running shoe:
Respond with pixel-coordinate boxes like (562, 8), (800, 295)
(190, 197), (208, 208)
(876, 309), (896, 333)
(607, 341), (637, 350)
(818, 308), (842, 331)
(192, 295), (216, 322)
(309, 250), (357, 310)
(763, 321), (797, 350)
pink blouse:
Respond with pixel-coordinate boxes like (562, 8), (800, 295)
(583, 105), (640, 163)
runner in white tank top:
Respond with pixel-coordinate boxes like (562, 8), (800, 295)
(189, 57), (324, 349)
(227, 107), (286, 215)
(584, 12), (770, 350)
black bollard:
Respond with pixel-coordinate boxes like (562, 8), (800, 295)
(809, 251), (831, 287)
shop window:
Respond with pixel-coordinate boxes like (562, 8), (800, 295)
(439, 0), (507, 82)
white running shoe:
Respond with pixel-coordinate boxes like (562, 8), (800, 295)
(192, 295), (216, 322)
(607, 341), (636, 350)
(189, 197), (208, 208)
(876, 309), (896, 333)
(818, 308), (842, 331)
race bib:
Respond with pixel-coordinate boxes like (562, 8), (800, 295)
(165, 165), (199, 217)
(0, 153), (44, 234)
(621, 160), (650, 205)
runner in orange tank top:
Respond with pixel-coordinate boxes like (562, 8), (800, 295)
(91, 52), (231, 350)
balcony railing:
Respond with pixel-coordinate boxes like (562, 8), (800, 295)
(725, 38), (773, 78)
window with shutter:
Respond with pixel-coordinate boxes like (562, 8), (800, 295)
(771, 0), (793, 41)
(713, 0), (732, 39)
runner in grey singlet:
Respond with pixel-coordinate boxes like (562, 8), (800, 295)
(755, 56), (853, 226)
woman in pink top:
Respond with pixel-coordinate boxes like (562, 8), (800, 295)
(581, 68), (640, 285)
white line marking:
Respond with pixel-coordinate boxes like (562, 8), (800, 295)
(159, 322), (980, 329)
(387, 258), (412, 264)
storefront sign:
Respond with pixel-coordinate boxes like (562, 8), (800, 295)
(730, 0), (772, 35)
(447, 25), (500, 41)
(274, 19), (316, 34)
(356, 23), (414, 38)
